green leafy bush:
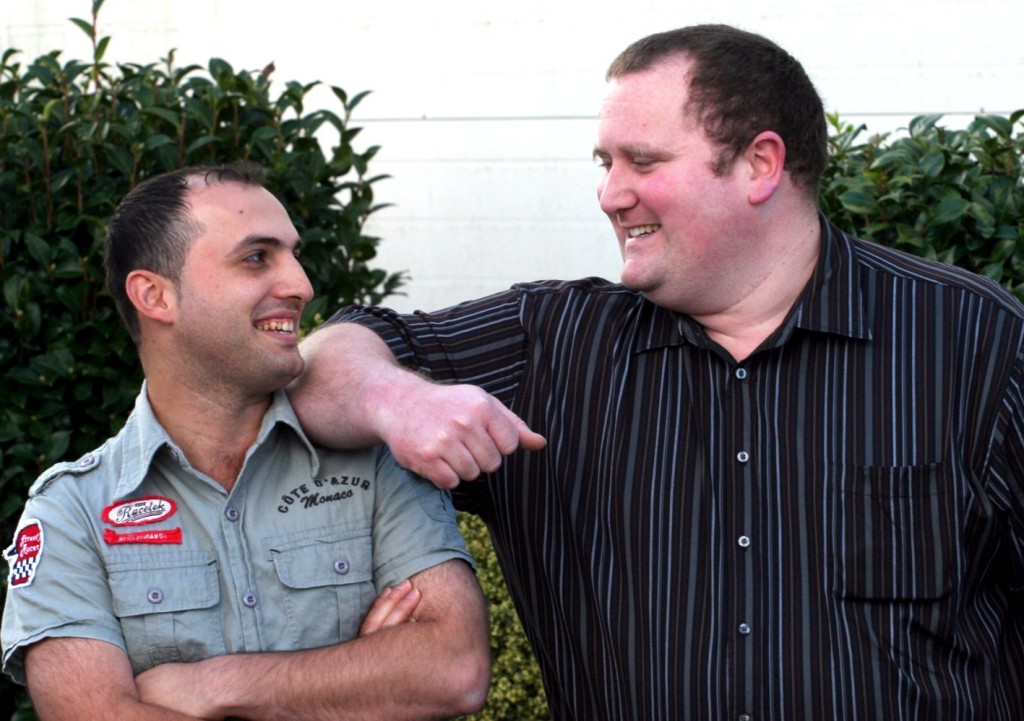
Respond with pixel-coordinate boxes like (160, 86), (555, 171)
(822, 110), (1024, 297)
(458, 514), (549, 720)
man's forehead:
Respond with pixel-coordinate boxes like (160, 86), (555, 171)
(183, 183), (297, 245)
(598, 69), (702, 143)
(185, 178), (260, 202)
(185, 182), (282, 221)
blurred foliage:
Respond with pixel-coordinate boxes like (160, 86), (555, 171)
(457, 514), (549, 721)
(821, 110), (1024, 299)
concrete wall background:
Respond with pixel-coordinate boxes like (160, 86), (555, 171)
(5, 0), (1023, 312)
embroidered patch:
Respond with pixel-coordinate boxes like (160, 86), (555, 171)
(103, 527), (183, 545)
(102, 496), (177, 526)
(4, 519), (44, 588)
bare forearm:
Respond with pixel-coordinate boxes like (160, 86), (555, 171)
(292, 319), (546, 487)
(291, 323), (417, 448)
(25, 638), (204, 721)
(35, 698), (202, 721)
(32, 688), (203, 721)
(137, 562), (490, 721)
(203, 622), (487, 720)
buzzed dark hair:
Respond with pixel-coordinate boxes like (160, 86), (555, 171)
(607, 24), (828, 196)
(103, 162), (267, 343)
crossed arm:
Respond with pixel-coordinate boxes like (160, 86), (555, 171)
(24, 559), (488, 721)
(290, 324), (545, 489)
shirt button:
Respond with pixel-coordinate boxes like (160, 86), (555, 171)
(738, 623), (752, 635)
(737, 451), (750, 463)
(738, 535), (751, 548)
(334, 558), (351, 575)
(739, 714), (752, 721)
(243, 592), (258, 608)
(224, 506), (240, 522)
(735, 368), (748, 380)
(147, 588), (164, 604)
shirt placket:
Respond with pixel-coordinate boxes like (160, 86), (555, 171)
(724, 360), (759, 721)
(221, 472), (264, 651)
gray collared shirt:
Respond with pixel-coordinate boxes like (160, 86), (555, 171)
(2, 387), (471, 682)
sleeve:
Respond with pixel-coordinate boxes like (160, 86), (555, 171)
(994, 346), (1024, 603)
(324, 287), (530, 406)
(368, 447), (476, 590)
(2, 488), (125, 685)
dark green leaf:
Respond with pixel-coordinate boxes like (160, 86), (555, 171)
(185, 134), (221, 154)
(908, 114), (942, 137)
(919, 150), (945, 178)
(142, 106), (181, 127)
(69, 18), (94, 39)
(932, 196), (970, 224)
(973, 115), (1011, 139)
(25, 233), (53, 267)
(95, 36), (111, 63)
(838, 189), (879, 215)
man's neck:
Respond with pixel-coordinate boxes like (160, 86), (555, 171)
(145, 379), (273, 491)
(695, 211), (822, 362)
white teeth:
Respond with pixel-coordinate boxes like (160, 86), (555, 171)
(256, 320), (295, 332)
(628, 224), (660, 237)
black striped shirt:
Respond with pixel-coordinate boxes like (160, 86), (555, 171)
(329, 218), (1024, 720)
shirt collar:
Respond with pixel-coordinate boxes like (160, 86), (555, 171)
(112, 384), (319, 498)
(785, 215), (873, 342)
(636, 214), (873, 354)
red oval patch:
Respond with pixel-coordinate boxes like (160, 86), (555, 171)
(102, 496), (177, 526)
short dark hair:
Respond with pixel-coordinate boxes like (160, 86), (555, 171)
(104, 162), (268, 342)
(607, 24), (827, 195)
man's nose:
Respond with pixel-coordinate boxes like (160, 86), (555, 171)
(597, 164), (637, 215)
(279, 255), (314, 303)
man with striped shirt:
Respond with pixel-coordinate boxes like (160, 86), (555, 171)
(291, 25), (1024, 720)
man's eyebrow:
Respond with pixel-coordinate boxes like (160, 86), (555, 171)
(233, 234), (304, 252)
(592, 143), (666, 159)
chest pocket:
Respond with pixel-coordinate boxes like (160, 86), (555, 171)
(831, 462), (957, 601)
(108, 550), (225, 674)
(267, 525), (375, 648)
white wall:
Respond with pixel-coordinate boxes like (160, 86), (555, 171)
(5, 0), (1023, 312)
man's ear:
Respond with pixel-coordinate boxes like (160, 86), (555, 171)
(125, 270), (176, 326)
(745, 130), (786, 205)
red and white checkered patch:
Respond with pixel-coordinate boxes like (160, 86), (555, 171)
(4, 519), (44, 588)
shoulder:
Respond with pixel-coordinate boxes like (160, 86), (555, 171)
(513, 277), (648, 325)
(28, 390), (155, 499)
(29, 441), (115, 497)
(513, 277), (637, 301)
(848, 233), (1024, 319)
(513, 278), (670, 346)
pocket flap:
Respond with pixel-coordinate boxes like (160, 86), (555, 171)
(109, 551), (219, 617)
(269, 531), (373, 589)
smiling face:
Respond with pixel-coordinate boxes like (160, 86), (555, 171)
(594, 55), (760, 315)
(171, 180), (314, 396)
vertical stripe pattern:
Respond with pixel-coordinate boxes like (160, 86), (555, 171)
(329, 218), (1024, 720)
